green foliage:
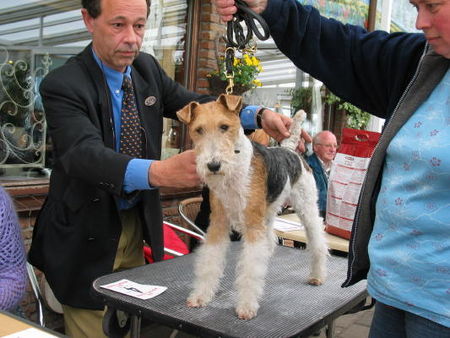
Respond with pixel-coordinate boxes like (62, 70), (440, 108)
(325, 92), (371, 130)
(288, 87), (312, 117)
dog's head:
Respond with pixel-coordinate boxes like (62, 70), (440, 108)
(177, 94), (244, 180)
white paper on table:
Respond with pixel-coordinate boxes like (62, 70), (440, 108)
(2, 327), (59, 338)
(100, 279), (167, 300)
(274, 217), (304, 232)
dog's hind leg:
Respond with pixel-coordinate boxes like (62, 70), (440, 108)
(187, 201), (230, 308)
(291, 175), (328, 285)
(264, 212), (280, 255)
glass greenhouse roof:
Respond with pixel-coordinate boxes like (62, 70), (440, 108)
(0, 0), (419, 87)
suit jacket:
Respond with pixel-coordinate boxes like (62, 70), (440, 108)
(28, 45), (212, 309)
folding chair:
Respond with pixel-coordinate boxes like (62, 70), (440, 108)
(26, 262), (63, 328)
(26, 263), (45, 327)
(178, 196), (206, 238)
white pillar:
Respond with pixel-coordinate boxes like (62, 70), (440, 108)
(380, 0), (393, 32)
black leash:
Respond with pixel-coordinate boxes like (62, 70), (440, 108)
(223, 0), (270, 94)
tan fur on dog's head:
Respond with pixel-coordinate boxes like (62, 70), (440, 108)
(176, 94), (244, 181)
(177, 94), (242, 124)
(176, 94), (243, 145)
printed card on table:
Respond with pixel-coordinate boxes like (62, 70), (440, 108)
(100, 279), (167, 300)
(274, 217), (304, 232)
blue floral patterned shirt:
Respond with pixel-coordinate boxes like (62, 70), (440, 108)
(367, 68), (450, 327)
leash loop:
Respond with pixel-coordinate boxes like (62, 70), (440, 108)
(225, 0), (270, 49)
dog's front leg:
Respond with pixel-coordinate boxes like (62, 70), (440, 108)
(234, 215), (271, 320)
(187, 202), (230, 308)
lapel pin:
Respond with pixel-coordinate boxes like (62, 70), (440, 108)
(144, 96), (157, 106)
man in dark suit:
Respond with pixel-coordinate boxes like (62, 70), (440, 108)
(28, 0), (292, 335)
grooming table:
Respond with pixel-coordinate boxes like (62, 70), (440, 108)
(92, 243), (367, 338)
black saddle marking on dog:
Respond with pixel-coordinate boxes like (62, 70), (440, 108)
(252, 142), (302, 204)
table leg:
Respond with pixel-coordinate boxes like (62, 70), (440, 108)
(326, 320), (335, 338)
(130, 315), (141, 338)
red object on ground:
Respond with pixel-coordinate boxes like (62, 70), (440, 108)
(144, 222), (190, 263)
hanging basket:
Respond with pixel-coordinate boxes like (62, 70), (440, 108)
(207, 75), (253, 96)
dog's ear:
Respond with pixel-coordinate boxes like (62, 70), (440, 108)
(217, 94), (243, 114)
(177, 101), (200, 124)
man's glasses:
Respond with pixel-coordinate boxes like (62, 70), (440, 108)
(316, 143), (338, 149)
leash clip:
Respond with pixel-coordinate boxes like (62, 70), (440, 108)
(225, 76), (235, 95)
(224, 46), (236, 94)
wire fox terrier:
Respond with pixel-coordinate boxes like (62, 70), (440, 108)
(177, 94), (328, 320)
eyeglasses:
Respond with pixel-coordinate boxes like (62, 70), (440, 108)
(316, 143), (338, 149)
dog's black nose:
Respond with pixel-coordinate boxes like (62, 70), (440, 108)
(207, 161), (221, 173)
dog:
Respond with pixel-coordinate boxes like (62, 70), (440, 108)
(176, 94), (328, 320)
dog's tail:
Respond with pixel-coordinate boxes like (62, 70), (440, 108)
(280, 110), (307, 151)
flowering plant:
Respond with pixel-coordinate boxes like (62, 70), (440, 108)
(207, 53), (263, 95)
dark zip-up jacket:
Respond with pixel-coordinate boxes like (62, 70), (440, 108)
(262, 0), (449, 286)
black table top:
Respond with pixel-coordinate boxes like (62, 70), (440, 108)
(92, 243), (367, 338)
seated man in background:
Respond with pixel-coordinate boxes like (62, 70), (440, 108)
(306, 131), (337, 218)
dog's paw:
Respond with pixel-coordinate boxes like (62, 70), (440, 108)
(236, 304), (258, 320)
(308, 277), (323, 286)
(186, 294), (211, 308)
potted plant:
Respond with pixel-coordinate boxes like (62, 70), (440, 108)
(324, 92), (371, 130)
(207, 53), (263, 96)
(288, 87), (313, 118)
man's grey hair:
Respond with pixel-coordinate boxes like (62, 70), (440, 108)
(313, 130), (336, 146)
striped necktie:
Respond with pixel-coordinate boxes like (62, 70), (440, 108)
(119, 76), (143, 158)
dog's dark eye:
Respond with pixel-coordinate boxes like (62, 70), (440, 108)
(195, 127), (204, 135)
(220, 124), (229, 132)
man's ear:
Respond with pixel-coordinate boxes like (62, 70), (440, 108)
(217, 94), (243, 114)
(81, 8), (95, 33)
(177, 101), (200, 124)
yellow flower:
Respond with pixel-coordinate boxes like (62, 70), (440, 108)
(243, 54), (252, 66)
(253, 79), (262, 87)
(209, 53), (263, 89)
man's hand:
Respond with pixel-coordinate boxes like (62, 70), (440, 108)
(296, 130), (312, 153)
(213, 0), (268, 22)
(260, 109), (291, 143)
(149, 150), (201, 188)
